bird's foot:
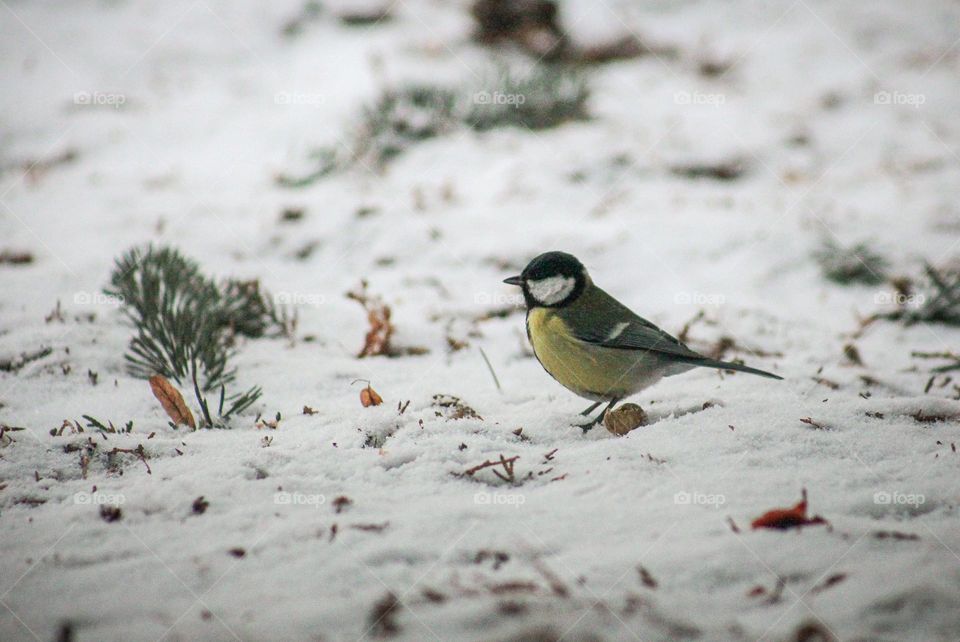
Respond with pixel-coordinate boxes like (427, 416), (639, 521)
(576, 413), (605, 434)
(579, 400), (603, 416)
(574, 399), (620, 434)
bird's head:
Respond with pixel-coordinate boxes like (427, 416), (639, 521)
(504, 251), (590, 308)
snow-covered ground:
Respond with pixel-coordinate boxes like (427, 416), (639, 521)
(2, 0), (960, 640)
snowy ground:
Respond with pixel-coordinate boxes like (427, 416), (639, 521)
(3, 0), (960, 640)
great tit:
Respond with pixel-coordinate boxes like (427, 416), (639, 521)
(504, 251), (782, 431)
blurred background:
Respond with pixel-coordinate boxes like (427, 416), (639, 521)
(2, 2), (960, 640)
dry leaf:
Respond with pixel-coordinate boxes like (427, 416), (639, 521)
(148, 375), (196, 429)
(751, 488), (828, 530)
(347, 281), (394, 357)
(603, 403), (647, 436)
(360, 384), (383, 407)
(432, 394), (481, 420)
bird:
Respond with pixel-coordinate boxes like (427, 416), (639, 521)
(503, 251), (782, 431)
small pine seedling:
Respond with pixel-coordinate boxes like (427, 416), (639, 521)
(105, 245), (289, 426)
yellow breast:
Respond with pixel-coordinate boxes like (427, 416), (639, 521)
(526, 308), (662, 400)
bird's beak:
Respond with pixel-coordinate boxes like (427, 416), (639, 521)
(503, 275), (523, 286)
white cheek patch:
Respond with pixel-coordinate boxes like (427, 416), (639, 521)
(527, 275), (576, 306)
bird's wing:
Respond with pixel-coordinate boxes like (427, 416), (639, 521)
(564, 287), (784, 380)
(566, 287), (703, 359)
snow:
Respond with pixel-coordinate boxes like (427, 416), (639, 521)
(2, 0), (960, 640)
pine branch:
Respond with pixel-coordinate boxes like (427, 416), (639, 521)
(105, 245), (283, 426)
(880, 263), (960, 327)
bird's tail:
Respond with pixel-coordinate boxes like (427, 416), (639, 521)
(678, 356), (783, 380)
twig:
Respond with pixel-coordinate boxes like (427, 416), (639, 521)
(109, 445), (151, 474)
(677, 310), (706, 344)
(463, 454), (519, 480)
(478, 347), (502, 392)
(0, 346), (52, 373)
(491, 455), (516, 483)
(799, 417), (827, 430)
(532, 559), (569, 598)
(811, 376), (840, 390)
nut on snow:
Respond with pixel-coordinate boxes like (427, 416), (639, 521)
(603, 403), (647, 436)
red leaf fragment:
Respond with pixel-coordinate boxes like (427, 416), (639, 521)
(751, 489), (828, 530)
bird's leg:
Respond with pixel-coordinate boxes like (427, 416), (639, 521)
(579, 400), (603, 416)
(577, 398), (620, 433)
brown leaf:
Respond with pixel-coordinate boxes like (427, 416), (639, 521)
(360, 384), (383, 407)
(368, 592), (401, 638)
(811, 573), (847, 594)
(333, 495), (353, 513)
(347, 281), (394, 357)
(99, 505), (122, 523)
(637, 565), (658, 589)
(148, 375), (196, 429)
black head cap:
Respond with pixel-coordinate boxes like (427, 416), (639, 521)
(504, 251), (589, 308)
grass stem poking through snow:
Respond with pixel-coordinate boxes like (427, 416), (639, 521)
(478, 347), (502, 392)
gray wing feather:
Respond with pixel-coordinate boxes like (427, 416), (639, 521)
(567, 286), (783, 380)
(566, 287), (702, 358)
